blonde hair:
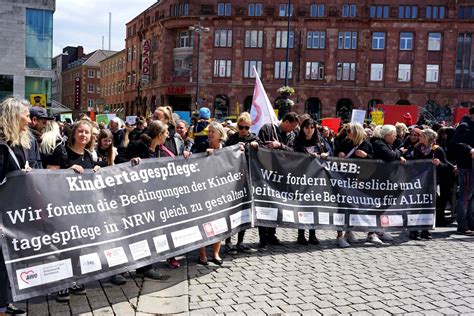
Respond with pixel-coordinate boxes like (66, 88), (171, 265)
(209, 122), (227, 142)
(421, 128), (438, 144)
(372, 125), (382, 138)
(40, 121), (62, 154)
(395, 122), (408, 137)
(0, 97), (31, 149)
(237, 112), (252, 125)
(349, 122), (366, 146)
(156, 106), (175, 126)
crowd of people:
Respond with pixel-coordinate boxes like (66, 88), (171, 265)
(0, 96), (473, 315)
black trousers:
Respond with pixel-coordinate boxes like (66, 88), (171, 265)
(258, 227), (276, 243)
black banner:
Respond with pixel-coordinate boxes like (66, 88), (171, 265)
(250, 147), (436, 231)
(0, 146), (251, 301)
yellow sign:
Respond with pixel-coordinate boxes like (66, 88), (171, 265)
(371, 111), (384, 125)
(30, 94), (46, 108)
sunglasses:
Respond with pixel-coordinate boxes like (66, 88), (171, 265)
(238, 125), (250, 130)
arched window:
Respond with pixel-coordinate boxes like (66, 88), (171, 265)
(305, 98), (322, 120)
(336, 98), (353, 122)
(213, 94), (229, 120)
(396, 99), (411, 105)
(243, 95), (253, 113)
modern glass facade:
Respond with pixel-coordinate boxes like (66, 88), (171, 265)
(25, 77), (52, 103)
(0, 75), (14, 101)
(26, 8), (53, 70)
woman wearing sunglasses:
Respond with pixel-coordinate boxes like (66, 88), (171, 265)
(223, 112), (260, 254)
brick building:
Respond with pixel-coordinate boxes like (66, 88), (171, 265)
(123, 0), (474, 122)
(62, 49), (117, 117)
(99, 49), (126, 117)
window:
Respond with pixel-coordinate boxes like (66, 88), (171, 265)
(244, 60), (262, 78)
(132, 46), (137, 60)
(400, 32), (413, 50)
(0, 75), (14, 101)
(370, 5), (390, 18)
(88, 84), (94, 93)
(307, 31), (325, 49)
(214, 60), (232, 77)
(455, 33), (474, 88)
(218, 3), (231, 16)
(279, 3), (293, 17)
(214, 30), (232, 47)
(342, 4), (356, 17)
(399, 6), (417, 19)
(87, 99), (94, 108)
(97, 70), (101, 78)
(372, 32), (385, 50)
(426, 64), (439, 82)
(336, 62), (356, 80)
(459, 6), (474, 19)
(245, 30), (263, 48)
(274, 61), (293, 79)
(127, 72), (131, 85)
(177, 30), (193, 48)
(398, 64), (412, 82)
(25, 9), (53, 69)
(370, 64), (384, 81)
(127, 48), (132, 61)
(305, 62), (325, 80)
(428, 33), (441, 51)
(248, 3), (262, 16)
(88, 69), (95, 78)
(310, 4), (325, 17)
(426, 5), (445, 19)
(132, 71), (136, 84)
(276, 31), (294, 48)
(338, 32), (357, 49)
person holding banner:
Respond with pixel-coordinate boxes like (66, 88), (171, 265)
(336, 122), (374, 246)
(293, 118), (330, 246)
(257, 112), (299, 248)
(192, 122), (227, 265)
(223, 112), (260, 254)
(95, 129), (117, 167)
(0, 97), (30, 315)
(176, 120), (194, 152)
(47, 119), (100, 301)
(409, 128), (449, 240)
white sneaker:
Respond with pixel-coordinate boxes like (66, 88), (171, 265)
(344, 231), (358, 244)
(337, 236), (350, 248)
(366, 234), (383, 245)
(378, 232), (394, 241)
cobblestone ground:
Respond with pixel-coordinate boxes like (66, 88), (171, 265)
(188, 227), (474, 316)
(18, 226), (474, 315)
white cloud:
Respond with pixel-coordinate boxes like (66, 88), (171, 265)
(53, 0), (156, 56)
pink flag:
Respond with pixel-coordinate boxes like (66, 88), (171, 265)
(250, 66), (278, 134)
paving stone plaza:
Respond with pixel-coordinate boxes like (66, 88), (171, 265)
(15, 226), (474, 315)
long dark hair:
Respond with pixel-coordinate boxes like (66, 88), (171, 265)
(295, 118), (319, 144)
(97, 129), (114, 166)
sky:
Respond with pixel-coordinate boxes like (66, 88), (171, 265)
(53, 0), (157, 56)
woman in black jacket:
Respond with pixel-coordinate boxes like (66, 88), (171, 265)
(293, 118), (329, 246)
(0, 97), (31, 316)
(409, 128), (449, 239)
(335, 123), (373, 247)
(223, 112), (259, 254)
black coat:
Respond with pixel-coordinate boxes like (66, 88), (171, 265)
(449, 118), (474, 169)
(258, 123), (294, 151)
(335, 138), (373, 159)
(0, 139), (27, 184)
(372, 139), (402, 162)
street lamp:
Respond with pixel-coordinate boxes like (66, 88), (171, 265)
(189, 23), (209, 110)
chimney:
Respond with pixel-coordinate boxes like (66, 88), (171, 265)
(77, 46), (84, 58)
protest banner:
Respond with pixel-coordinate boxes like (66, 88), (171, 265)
(250, 148), (436, 231)
(321, 118), (341, 133)
(0, 146), (251, 301)
(350, 109), (366, 124)
(379, 105), (418, 125)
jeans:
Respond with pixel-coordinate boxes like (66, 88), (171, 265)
(456, 168), (474, 231)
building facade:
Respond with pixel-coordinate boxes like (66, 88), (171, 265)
(99, 49), (126, 116)
(0, 0), (55, 104)
(124, 0), (474, 122)
(62, 50), (117, 117)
